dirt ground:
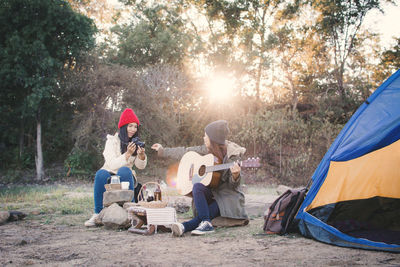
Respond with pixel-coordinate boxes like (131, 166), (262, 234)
(1, 188), (400, 266)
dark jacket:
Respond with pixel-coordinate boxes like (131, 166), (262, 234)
(159, 141), (248, 220)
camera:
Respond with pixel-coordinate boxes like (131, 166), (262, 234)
(131, 137), (145, 148)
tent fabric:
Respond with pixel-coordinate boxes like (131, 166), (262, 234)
(308, 138), (400, 210)
(296, 69), (400, 252)
(310, 197), (400, 245)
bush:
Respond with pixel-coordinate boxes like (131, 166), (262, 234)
(228, 107), (343, 187)
(64, 149), (101, 178)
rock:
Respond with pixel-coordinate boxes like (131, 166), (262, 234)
(123, 202), (140, 210)
(276, 185), (292, 195)
(95, 208), (107, 226)
(172, 197), (191, 213)
(101, 203), (130, 229)
(23, 260), (34, 265)
(8, 211), (27, 221)
(103, 190), (135, 207)
(212, 216), (249, 227)
(0, 211), (10, 224)
(14, 236), (35, 246)
(30, 210), (41, 216)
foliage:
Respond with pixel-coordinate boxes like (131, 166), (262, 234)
(312, 0), (383, 97)
(228, 106), (343, 186)
(65, 149), (101, 177)
(60, 58), (192, 177)
(0, 0), (97, 177)
(377, 37), (400, 80)
(0, 0), (97, 111)
(0, 0), (394, 187)
(0, 185), (93, 226)
(108, 2), (191, 68)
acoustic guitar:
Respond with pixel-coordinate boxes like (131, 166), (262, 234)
(176, 151), (261, 196)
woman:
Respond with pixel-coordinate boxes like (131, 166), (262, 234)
(85, 108), (147, 227)
(151, 120), (248, 236)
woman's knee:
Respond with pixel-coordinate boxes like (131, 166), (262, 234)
(192, 183), (207, 194)
(94, 169), (110, 183)
(117, 167), (133, 180)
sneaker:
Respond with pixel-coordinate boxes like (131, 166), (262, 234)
(171, 222), (185, 237)
(84, 213), (99, 227)
(191, 221), (215, 236)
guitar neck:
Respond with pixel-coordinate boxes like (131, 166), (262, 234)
(205, 162), (236, 173)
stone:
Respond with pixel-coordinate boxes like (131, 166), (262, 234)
(173, 197), (191, 213)
(30, 210), (41, 216)
(94, 208), (107, 226)
(276, 185), (292, 195)
(0, 211), (10, 225)
(102, 203), (130, 229)
(15, 236), (34, 246)
(123, 202), (140, 210)
(211, 216), (249, 227)
(8, 211), (27, 221)
(103, 190), (135, 207)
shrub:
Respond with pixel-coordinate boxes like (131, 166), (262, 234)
(64, 149), (101, 178)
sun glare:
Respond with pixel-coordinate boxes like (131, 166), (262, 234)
(204, 74), (236, 102)
(165, 163), (179, 188)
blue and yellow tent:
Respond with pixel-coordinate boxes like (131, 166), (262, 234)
(296, 70), (400, 252)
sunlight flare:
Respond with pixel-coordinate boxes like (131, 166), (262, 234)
(204, 74), (236, 102)
(165, 162), (179, 188)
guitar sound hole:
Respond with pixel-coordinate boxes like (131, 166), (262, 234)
(198, 165), (206, 176)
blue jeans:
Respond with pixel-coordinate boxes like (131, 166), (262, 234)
(182, 183), (220, 232)
(93, 167), (136, 214)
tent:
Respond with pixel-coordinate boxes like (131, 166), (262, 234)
(296, 70), (400, 252)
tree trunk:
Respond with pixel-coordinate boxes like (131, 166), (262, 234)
(337, 70), (345, 98)
(292, 88), (298, 114)
(35, 110), (44, 180)
(287, 71), (298, 114)
(254, 7), (267, 108)
(18, 119), (24, 162)
(255, 60), (262, 103)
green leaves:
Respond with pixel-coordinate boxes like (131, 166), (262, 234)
(0, 0), (96, 170)
(109, 3), (190, 68)
(0, 0), (96, 104)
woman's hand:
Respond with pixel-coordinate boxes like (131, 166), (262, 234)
(230, 162), (241, 181)
(151, 143), (163, 151)
(137, 146), (146, 160)
(125, 142), (136, 161)
(127, 142), (136, 155)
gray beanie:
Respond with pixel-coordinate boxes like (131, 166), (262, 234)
(205, 120), (229, 145)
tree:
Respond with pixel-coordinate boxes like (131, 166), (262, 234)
(67, 0), (117, 26)
(380, 37), (400, 75)
(189, 0), (304, 105)
(109, 2), (191, 68)
(312, 0), (386, 99)
(236, 0), (286, 102)
(0, 0), (96, 180)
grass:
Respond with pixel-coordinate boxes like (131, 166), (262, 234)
(179, 207), (193, 220)
(0, 185), (63, 203)
(244, 185), (278, 196)
(0, 183), (275, 227)
(0, 184), (94, 226)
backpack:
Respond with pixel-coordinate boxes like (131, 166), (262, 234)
(263, 187), (307, 235)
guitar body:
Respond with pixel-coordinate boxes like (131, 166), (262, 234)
(176, 151), (261, 196)
(177, 151), (216, 196)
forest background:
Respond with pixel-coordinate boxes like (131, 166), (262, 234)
(1, 0), (399, 187)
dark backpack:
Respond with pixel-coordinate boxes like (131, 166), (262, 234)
(263, 188), (307, 235)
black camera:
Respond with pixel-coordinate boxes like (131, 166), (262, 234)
(131, 137), (145, 148)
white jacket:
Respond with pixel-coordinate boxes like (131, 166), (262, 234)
(101, 133), (147, 182)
